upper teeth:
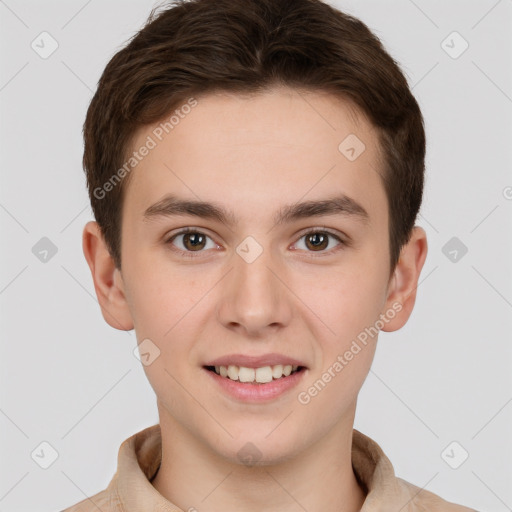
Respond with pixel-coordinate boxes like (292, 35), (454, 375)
(214, 364), (299, 383)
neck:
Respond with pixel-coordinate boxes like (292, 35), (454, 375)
(152, 408), (366, 512)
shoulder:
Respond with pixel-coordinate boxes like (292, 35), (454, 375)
(396, 477), (478, 512)
(59, 487), (118, 512)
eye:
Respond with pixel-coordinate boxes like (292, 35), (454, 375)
(165, 227), (347, 259)
(165, 228), (218, 257)
(293, 229), (345, 255)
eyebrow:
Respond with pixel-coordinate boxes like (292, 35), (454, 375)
(143, 193), (369, 226)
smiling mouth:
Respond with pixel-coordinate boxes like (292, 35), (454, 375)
(204, 364), (305, 384)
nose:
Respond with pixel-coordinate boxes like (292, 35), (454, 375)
(216, 243), (292, 337)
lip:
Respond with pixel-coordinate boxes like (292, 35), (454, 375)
(203, 365), (307, 402)
(204, 353), (306, 368)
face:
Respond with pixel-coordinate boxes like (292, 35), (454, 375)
(88, 86), (422, 464)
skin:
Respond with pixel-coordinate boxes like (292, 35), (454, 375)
(83, 86), (427, 512)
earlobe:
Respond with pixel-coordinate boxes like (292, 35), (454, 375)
(380, 226), (428, 332)
(82, 221), (134, 331)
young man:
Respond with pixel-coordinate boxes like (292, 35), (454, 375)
(63, 0), (476, 510)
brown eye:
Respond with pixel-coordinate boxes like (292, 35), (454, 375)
(305, 232), (329, 251)
(166, 229), (217, 255)
(182, 232), (206, 251)
(294, 230), (345, 255)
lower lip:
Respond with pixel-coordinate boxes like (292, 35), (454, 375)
(203, 367), (306, 402)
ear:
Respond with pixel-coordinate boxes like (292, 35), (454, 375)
(380, 226), (428, 332)
(82, 221), (134, 331)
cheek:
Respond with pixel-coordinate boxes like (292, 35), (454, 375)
(124, 249), (199, 334)
(306, 262), (387, 345)
(124, 257), (216, 385)
(294, 269), (383, 424)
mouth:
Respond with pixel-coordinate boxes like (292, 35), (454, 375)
(204, 364), (306, 384)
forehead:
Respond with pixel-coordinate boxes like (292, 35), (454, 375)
(122, 87), (387, 228)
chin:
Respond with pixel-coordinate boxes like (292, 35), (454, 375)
(211, 430), (304, 467)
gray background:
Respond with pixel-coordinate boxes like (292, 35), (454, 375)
(1, 0), (511, 511)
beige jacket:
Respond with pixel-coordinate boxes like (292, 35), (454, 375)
(61, 424), (477, 511)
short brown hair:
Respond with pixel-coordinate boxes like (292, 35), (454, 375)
(83, 0), (425, 273)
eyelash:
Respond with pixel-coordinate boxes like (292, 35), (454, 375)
(164, 227), (347, 259)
